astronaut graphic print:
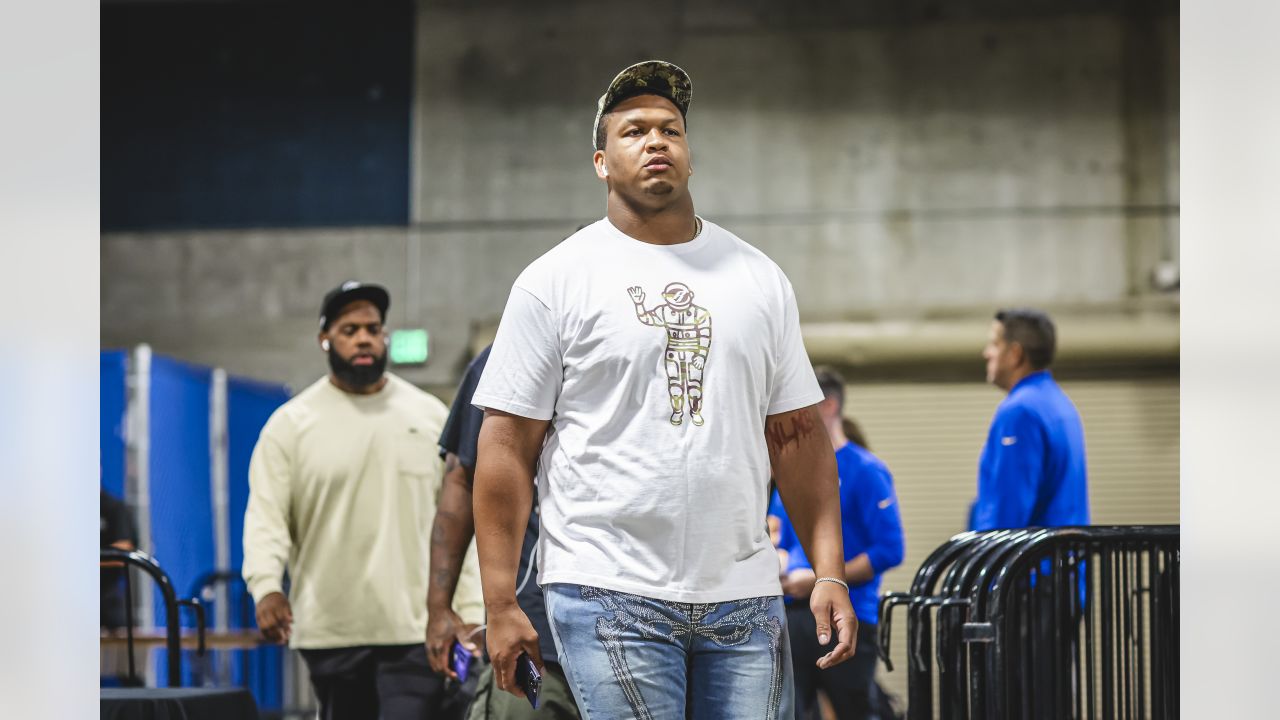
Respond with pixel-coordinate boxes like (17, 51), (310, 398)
(627, 282), (713, 426)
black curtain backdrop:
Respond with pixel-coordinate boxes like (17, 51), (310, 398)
(102, 1), (414, 230)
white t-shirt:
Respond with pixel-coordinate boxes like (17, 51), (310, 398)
(473, 217), (822, 603)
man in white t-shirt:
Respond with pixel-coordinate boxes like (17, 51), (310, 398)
(471, 61), (856, 720)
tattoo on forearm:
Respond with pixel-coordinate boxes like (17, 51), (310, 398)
(765, 410), (819, 456)
(431, 510), (463, 545)
(431, 517), (450, 546)
(431, 567), (459, 592)
(429, 509), (466, 596)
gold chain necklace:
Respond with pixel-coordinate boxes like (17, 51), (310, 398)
(691, 216), (703, 241)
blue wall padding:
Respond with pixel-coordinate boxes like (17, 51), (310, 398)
(100, 350), (129, 499)
(227, 376), (291, 576)
(227, 375), (290, 709)
(100, 349), (294, 695)
(148, 355), (214, 685)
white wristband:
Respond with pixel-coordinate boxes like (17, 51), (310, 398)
(814, 576), (849, 591)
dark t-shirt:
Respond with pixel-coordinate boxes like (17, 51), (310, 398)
(438, 345), (558, 664)
(100, 489), (137, 629)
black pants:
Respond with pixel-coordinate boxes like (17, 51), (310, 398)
(787, 603), (879, 720)
(299, 644), (468, 720)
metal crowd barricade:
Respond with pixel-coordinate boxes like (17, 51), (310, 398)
(879, 526), (1179, 720)
(189, 570), (252, 686)
(101, 547), (207, 686)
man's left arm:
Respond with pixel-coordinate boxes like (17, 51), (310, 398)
(844, 467), (906, 585)
(972, 408), (1046, 531)
(425, 453), (482, 677)
(768, 404), (857, 669)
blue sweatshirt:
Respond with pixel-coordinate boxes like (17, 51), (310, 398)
(769, 441), (906, 624)
(969, 370), (1089, 531)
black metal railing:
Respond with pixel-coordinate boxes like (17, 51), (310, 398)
(879, 526), (1179, 720)
(187, 569), (259, 688)
(101, 547), (207, 686)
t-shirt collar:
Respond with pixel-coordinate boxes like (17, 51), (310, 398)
(601, 215), (712, 255)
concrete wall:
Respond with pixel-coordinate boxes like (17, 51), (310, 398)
(101, 0), (1179, 393)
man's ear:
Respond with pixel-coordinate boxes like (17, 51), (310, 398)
(593, 150), (608, 181)
(1010, 341), (1029, 369)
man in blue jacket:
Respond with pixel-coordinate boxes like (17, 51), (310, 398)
(970, 308), (1089, 530)
(770, 367), (905, 719)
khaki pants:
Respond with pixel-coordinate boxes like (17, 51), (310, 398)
(466, 660), (580, 720)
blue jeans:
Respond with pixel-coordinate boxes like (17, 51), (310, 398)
(544, 583), (795, 720)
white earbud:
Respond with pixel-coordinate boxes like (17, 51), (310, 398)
(601, 162), (608, 177)
(321, 339), (331, 351)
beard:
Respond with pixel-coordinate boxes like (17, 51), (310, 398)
(642, 179), (674, 195)
(328, 346), (388, 389)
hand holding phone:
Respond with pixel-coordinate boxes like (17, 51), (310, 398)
(450, 640), (475, 683)
(514, 652), (542, 709)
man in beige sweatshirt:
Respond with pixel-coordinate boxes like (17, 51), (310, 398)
(243, 281), (484, 720)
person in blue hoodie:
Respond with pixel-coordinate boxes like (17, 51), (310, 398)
(769, 367), (905, 720)
(969, 308), (1089, 531)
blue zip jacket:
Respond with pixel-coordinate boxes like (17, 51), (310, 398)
(969, 370), (1089, 530)
(770, 441), (905, 624)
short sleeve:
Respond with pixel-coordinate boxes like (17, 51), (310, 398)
(767, 277), (822, 416)
(472, 286), (563, 421)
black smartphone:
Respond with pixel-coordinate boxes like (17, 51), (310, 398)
(514, 652), (542, 709)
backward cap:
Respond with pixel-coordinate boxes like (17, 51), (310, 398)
(319, 280), (389, 330)
(593, 60), (692, 150)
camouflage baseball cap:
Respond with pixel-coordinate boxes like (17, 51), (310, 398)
(593, 60), (692, 150)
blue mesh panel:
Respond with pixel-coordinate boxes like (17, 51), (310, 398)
(100, 350), (128, 499)
(226, 375), (290, 709)
(227, 376), (291, 576)
(148, 355), (214, 686)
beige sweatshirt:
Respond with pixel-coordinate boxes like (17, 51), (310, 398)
(242, 373), (484, 649)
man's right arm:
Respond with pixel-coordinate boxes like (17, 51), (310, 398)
(242, 426), (294, 643)
(473, 408), (548, 699)
(425, 452), (479, 676)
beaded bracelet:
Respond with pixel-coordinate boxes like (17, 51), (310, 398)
(815, 576), (849, 591)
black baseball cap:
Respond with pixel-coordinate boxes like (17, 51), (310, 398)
(593, 60), (693, 150)
(319, 281), (390, 330)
